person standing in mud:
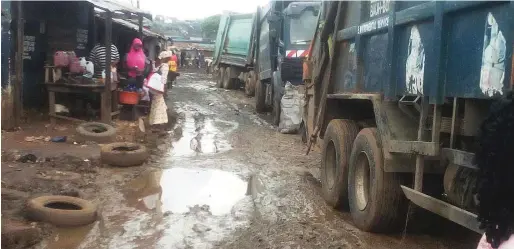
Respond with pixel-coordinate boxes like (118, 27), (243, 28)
(475, 91), (514, 249)
(167, 51), (178, 89)
(148, 51), (172, 130)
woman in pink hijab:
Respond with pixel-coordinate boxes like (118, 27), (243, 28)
(124, 38), (147, 88)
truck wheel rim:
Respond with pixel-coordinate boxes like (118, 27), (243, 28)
(325, 140), (337, 190)
(355, 151), (371, 211)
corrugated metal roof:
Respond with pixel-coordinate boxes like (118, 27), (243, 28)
(86, 0), (152, 20)
(111, 18), (164, 38)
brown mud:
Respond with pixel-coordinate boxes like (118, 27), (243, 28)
(2, 69), (479, 249)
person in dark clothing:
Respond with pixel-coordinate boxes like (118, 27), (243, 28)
(474, 91), (514, 249)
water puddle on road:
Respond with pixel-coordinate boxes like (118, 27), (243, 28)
(170, 111), (233, 157)
(126, 168), (248, 215)
(118, 168), (253, 248)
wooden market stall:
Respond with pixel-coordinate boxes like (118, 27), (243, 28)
(10, 0), (152, 126)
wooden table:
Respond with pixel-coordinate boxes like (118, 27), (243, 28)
(45, 82), (119, 125)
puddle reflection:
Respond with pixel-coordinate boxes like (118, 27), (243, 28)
(128, 168), (248, 216)
(170, 112), (232, 157)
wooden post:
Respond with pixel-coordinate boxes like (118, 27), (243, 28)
(137, 0), (143, 39)
(102, 11), (112, 123)
(138, 14), (143, 39)
(49, 91), (56, 126)
(14, 1), (23, 126)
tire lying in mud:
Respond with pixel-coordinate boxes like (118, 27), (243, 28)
(101, 142), (148, 167)
(347, 128), (407, 232)
(76, 122), (116, 143)
(321, 119), (359, 209)
(27, 195), (97, 227)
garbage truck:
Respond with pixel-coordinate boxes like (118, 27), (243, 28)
(253, 1), (321, 126)
(303, 1), (513, 233)
(213, 12), (258, 95)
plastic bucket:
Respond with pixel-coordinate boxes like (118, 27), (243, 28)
(119, 91), (139, 105)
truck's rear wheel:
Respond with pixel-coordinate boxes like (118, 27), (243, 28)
(321, 119), (359, 209)
(223, 67), (234, 89)
(255, 80), (266, 113)
(216, 67), (225, 88)
(348, 128), (407, 232)
(245, 71), (256, 96)
(272, 97), (281, 126)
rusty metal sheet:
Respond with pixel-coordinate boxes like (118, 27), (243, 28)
(87, 0), (152, 20)
(388, 140), (438, 156)
(401, 185), (482, 233)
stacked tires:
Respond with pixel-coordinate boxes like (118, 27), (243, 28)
(321, 119), (407, 232)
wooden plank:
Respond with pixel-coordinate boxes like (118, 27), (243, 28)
(49, 91), (56, 127)
(102, 11), (113, 123)
(14, 1), (23, 127)
(49, 113), (85, 123)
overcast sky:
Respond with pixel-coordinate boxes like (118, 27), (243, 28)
(130, 0), (268, 20)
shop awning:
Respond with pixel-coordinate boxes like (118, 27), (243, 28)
(111, 18), (164, 39)
(87, 0), (152, 20)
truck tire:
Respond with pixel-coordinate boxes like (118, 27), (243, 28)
(216, 67), (225, 88)
(255, 80), (266, 113)
(272, 96), (281, 126)
(348, 128), (407, 232)
(271, 71), (282, 125)
(321, 119), (359, 209)
(223, 67), (234, 89)
(245, 71), (256, 96)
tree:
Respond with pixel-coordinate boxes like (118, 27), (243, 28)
(201, 14), (221, 40)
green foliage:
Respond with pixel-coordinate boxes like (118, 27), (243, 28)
(201, 14), (221, 40)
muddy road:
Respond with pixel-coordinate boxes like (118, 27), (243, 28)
(35, 70), (478, 249)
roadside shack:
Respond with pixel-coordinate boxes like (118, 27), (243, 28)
(96, 14), (167, 63)
(8, 0), (152, 127)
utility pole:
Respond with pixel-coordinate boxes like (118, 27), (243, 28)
(136, 0), (140, 8)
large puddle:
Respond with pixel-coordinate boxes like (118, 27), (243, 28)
(110, 167), (254, 248)
(127, 168), (248, 215)
(170, 108), (235, 157)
